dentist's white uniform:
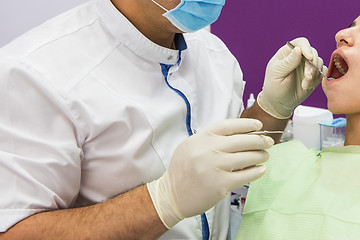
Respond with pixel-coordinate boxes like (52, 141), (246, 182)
(0, 0), (245, 238)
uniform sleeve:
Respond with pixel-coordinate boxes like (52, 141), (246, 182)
(232, 60), (245, 117)
(0, 59), (83, 232)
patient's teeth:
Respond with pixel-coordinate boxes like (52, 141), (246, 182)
(333, 55), (347, 75)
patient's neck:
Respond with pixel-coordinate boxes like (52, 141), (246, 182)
(344, 114), (360, 146)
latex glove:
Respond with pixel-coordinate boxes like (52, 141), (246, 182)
(147, 118), (273, 228)
(257, 37), (328, 119)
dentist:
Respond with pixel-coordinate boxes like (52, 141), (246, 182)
(0, 0), (325, 239)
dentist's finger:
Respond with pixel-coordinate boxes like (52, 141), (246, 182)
(291, 37), (314, 61)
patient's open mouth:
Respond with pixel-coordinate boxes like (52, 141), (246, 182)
(329, 54), (349, 79)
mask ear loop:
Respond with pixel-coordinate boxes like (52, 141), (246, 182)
(151, 0), (169, 12)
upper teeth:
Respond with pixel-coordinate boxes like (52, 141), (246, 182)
(334, 55), (346, 75)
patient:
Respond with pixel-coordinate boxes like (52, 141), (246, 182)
(236, 15), (360, 240)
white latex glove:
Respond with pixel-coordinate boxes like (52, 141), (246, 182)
(147, 118), (274, 228)
(257, 37), (328, 119)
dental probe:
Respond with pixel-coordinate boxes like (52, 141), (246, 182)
(286, 41), (334, 81)
(247, 130), (284, 135)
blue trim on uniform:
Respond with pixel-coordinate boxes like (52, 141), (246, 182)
(160, 64), (193, 137)
(201, 214), (210, 240)
(175, 33), (187, 51)
(160, 34), (209, 240)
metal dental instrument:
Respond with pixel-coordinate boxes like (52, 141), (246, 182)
(247, 130), (284, 135)
(286, 41), (335, 81)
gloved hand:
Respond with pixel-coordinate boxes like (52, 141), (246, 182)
(147, 118), (274, 228)
(257, 37), (328, 119)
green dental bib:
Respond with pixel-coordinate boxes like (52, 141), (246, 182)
(236, 140), (360, 240)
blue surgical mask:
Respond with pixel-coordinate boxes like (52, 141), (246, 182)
(151, 0), (225, 32)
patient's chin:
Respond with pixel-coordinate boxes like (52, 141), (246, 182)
(328, 102), (359, 115)
(327, 102), (346, 115)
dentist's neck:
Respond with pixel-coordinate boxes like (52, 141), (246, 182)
(110, 0), (177, 49)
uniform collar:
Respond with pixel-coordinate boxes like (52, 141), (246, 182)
(96, 0), (187, 65)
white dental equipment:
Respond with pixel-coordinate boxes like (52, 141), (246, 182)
(293, 105), (333, 151)
(319, 118), (346, 149)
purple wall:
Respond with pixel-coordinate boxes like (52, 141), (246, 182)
(212, 1), (360, 110)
